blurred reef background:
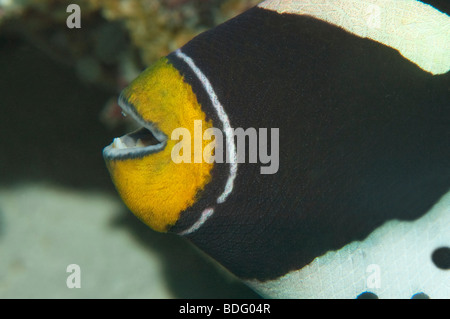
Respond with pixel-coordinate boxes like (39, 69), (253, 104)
(0, 0), (261, 298)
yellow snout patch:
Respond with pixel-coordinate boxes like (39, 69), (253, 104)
(105, 58), (214, 232)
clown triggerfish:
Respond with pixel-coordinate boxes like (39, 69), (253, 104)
(103, 0), (450, 298)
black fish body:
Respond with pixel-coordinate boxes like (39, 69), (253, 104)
(103, 0), (450, 298)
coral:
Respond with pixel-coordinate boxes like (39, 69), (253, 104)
(86, 0), (261, 65)
(1, 0), (260, 83)
(0, 0), (260, 129)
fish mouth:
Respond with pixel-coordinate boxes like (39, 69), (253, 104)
(103, 93), (167, 160)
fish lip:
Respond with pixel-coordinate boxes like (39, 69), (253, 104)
(102, 92), (168, 160)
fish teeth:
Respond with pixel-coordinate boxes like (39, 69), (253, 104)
(135, 139), (145, 148)
(113, 137), (127, 149)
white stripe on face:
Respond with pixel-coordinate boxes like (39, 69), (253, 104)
(175, 49), (238, 205)
(178, 207), (215, 236)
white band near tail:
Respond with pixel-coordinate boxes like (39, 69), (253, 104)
(247, 190), (450, 298)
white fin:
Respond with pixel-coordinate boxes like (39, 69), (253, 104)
(259, 0), (450, 75)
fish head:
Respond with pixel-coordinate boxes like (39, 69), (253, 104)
(103, 57), (214, 232)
